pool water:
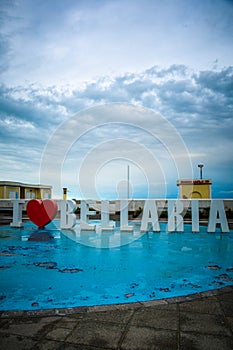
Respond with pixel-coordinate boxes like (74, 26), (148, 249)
(0, 221), (233, 311)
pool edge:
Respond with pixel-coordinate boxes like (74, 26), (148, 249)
(1, 285), (233, 318)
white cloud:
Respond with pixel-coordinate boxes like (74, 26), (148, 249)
(0, 0), (232, 198)
(0, 116), (35, 129)
(0, 64), (232, 197)
(1, 0), (233, 86)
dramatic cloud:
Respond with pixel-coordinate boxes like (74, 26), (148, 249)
(0, 0), (232, 198)
(0, 65), (232, 197)
(0, 0), (233, 85)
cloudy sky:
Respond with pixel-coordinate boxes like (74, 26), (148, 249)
(0, 0), (233, 199)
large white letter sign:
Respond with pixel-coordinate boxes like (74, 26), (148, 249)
(141, 200), (160, 232)
(168, 200), (184, 232)
(80, 200), (96, 231)
(10, 200), (25, 228)
(60, 200), (77, 229)
(120, 199), (133, 231)
(101, 200), (114, 231)
(208, 200), (229, 233)
(191, 200), (199, 232)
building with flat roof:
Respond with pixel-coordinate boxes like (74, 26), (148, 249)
(0, 181), (52, 199)
(177, 164), (212, 199)
(177, 179), (212, 199)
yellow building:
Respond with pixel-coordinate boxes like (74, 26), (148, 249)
(0, 181), (52, 199)
(177, 179), (212, 199)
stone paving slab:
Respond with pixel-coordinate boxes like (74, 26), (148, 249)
(120, 326), (178, 350)
(0, 333), (38, 350)
(227, 316), (233, 332)
(179, 297), (223, 314)
(180, 312), (232, 336)
(220, 300), (233, 317)
(0, 286), (232, 350)
(0, 316), (60, 337)
(65, 321), (125, 349)
(130, 308), (179, 331)
(180, 332), (233, 350)
(69, 309), (134, 324)
(34, 339), (62, 350)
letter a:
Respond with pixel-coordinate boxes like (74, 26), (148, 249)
(208, 200), (229, 233)
(141, 200), (160, 232)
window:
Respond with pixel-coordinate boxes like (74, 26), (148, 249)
(9, 191), (18, 199)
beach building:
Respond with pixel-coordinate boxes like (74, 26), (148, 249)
(177, 179), (212, 199)
(0, 181), (52, 199)
(177, 164), (212, 199)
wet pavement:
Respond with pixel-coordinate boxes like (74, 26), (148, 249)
(0, 286), (233, 350)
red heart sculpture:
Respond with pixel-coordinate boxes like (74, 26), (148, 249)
(26, 199), (58, 229)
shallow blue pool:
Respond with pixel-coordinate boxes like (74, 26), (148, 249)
(0, 220), (233, 311)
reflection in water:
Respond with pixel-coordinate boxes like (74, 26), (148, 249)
(0, 220), (232, 311)
(62, 221), (144, 248)
(28, 231), (54, 242)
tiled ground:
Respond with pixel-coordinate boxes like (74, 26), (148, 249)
(0, 286), (233, 350)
